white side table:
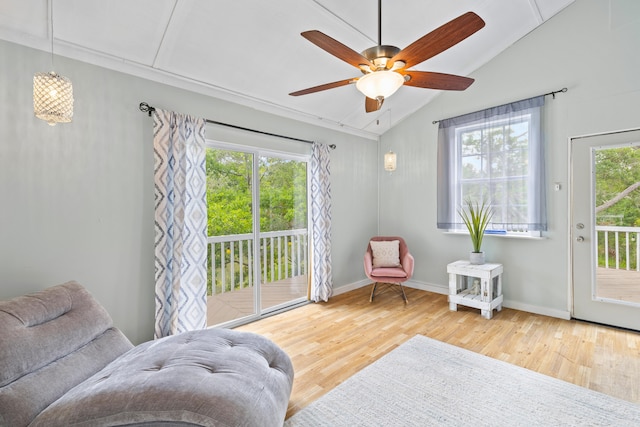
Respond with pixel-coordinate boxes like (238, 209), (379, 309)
(447, 260), (503, 319)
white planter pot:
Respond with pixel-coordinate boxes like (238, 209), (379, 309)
(469, 251), (485, 265)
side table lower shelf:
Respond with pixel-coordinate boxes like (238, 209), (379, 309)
(447, 260), (503, 319)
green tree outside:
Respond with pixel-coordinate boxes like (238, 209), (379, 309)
(595, 146), (640, 269)
(205, 148), (308, 295)
(460, 120), (531, 228)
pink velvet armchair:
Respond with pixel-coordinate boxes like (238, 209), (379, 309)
(364, 236), (415, 303)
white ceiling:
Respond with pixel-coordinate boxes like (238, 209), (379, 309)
(0, 0), (574, 138)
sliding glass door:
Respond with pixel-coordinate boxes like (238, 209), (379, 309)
(259, 154), (309, 313)
(206, 148), (256, 326)
(205, 144), (309, 327)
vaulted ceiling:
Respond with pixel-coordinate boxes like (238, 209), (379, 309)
(0, 0), (574, 138)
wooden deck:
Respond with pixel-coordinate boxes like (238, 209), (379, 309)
(596, 267), (640, 303)
(207, 276), (308, 326)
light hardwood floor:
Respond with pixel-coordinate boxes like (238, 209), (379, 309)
(236, 285), (640, 420)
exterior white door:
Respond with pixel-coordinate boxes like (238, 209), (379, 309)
(571, 129), (640, 331)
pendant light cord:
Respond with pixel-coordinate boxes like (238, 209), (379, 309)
(50, 0), (55, 69)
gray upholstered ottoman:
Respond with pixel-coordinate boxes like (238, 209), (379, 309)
(0, 282), (294, 426)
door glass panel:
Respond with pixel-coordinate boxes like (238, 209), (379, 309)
(206, 148), (256, 326)
(572, 131), (640, 331)
(259, 155), (309, 312)
(594, 145), (640, 304)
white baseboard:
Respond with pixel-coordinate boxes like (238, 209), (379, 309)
(404, 280), (448, 295)
(501, 299), (571, 320)
(332, 279), (370, 296)
(332, 279), (446, 296)
(331, 279), (571, 320)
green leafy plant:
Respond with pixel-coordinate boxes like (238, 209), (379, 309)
(458, 198), (494, 253)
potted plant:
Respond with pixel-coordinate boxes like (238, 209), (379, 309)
(458, 198), (494, 264)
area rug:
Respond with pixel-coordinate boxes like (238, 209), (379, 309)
(285, 335), (640, 426)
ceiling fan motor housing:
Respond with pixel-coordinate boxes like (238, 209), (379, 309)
(362, 45), (400, 70)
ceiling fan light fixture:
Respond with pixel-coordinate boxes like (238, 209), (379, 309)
(356, 70), (404, 99)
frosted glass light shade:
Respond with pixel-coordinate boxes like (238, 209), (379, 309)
(356, 71), (404, 99)
(384, 151), (397, 172)
(34, 71), (74, 126)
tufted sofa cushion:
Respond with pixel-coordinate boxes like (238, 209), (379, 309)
(30, 328), (294, 426)
(0, 282), (133, 427)
(0, 282), (294, 427)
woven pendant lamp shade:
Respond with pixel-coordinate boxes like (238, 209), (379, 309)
(33, 71), (74, 126)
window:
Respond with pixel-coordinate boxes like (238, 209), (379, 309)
(437, 96), (546, 235)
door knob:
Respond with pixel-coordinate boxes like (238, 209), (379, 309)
(576, 236), (585, 242)
(576, 223), (584, 229)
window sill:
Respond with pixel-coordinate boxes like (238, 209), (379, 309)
(443, 231), (546, 240)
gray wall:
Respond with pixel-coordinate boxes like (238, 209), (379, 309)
(379, 0), (640, 317)
(0, 39), (378, 344)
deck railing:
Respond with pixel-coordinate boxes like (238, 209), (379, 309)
(596, 225), (640, 271)
(206, 225), (636, 293)
(207, 229), (308, 295)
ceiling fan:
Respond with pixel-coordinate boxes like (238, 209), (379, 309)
(289, 0), (485, 113)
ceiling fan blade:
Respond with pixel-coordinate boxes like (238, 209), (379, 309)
(365, 96), (384, 113)
(389, 12), (485, 70)
(289, 78), (356, 96)
(302, 30), (374, 69)
(403, 71), (474, 91)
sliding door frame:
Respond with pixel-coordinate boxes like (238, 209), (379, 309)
(206, 139), (311, 328)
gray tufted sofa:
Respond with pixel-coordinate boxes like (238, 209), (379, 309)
(0, 281), (294, 426)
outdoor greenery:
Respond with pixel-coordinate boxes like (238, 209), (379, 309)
(205, 148), (308, 295)
(458, 130), (639, 269)
(202, 143), (639, 294)
(595, 146), (640, 269)
(595, 146), (640, 227)
(459, 120), (530, 228)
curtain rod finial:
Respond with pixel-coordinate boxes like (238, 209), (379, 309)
(139, 102), (155, 117)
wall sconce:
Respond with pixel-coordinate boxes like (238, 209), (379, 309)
(384, 151), (397, 172)
(34, 0), (73, 126)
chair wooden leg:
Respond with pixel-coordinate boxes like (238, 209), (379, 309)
(369, 283), (378, 302)
(370, 282), (408, 304)
(399, 283), (408, 304)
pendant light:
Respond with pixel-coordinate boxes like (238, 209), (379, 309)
(384, 151), (397, 172)
(382, 109), (396, 172)
(34, 0), (73, 126)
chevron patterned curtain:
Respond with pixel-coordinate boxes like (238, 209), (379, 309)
(153, 109), (207, 338)
(310, 142), (333, 302)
